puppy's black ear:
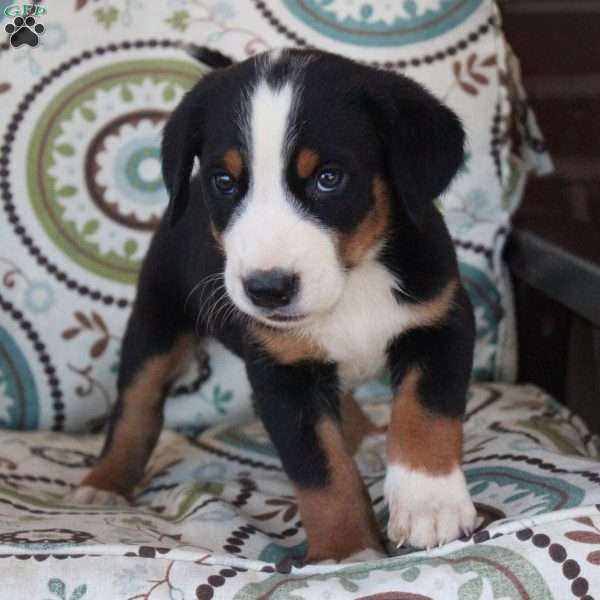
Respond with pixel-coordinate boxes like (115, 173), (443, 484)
(371, 73), (465, 227)
(161, 84), (207, 226)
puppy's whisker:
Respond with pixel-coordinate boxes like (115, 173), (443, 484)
(221, 302), (241, 328)
(194, 308), (204, 338)
(184, 283), (203, 313)
(195, 278), (226, 326)
(393, 283), (417, 302)
(198, 281), (223, 317)
(211, 294), (232, 329)
(191, 274), (227, 334)
(204, 287), (230, 333)
(185, 272), (224, 314)
(203, 295), (221, 333)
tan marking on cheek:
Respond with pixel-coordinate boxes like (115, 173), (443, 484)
(81, 335), (194, 499)
(210, 223), (224, 254)
(223, 148), (243, 179)
(341, 392), (386, 455)
(296, 148), (320, 179)
(338, 176), (391, 266)
(252, 324), (326, 365)
(387, 368), (463, 475)
(297, 419), (384, 562)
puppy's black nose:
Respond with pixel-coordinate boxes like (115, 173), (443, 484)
(243, 269), (298, 309)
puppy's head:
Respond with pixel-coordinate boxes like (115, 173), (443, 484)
(162, 49), (464, 328)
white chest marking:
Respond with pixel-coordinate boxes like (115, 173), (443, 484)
(302, 260), (453, 389)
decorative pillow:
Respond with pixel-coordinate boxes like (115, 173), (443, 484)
(0, 1), (548, 431)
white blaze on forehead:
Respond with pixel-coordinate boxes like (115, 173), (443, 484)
(222, 72), (345, 322)
(226, 77), (309, 274)
(249, 79), (294, 201)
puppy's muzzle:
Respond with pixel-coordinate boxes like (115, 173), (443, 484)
(243, 269), (299, 310)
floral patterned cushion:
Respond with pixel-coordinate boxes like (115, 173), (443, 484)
(0, 1), (548, 430)
(0, 383), (599, 597)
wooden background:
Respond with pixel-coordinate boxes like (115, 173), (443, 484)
(500, 0), (600, 429)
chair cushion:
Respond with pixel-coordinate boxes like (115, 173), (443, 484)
(0, 383), (599, 597)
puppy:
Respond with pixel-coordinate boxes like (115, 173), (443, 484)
(73, 48), (477, 562)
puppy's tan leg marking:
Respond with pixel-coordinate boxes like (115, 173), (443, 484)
(387, 369), (462, 474)
(297, 419), (385, 563)
(385, 368), (476, 549)
(77, 335), (193, 504)
(341, 393), (386, 456)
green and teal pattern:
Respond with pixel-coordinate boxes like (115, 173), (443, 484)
(0, 41), (249, 432)
(467, 466), (586, 514)
(459, 260), (503, 381)
(26, 58), (203, 285)
(0, 326), (40, 429)
(279, 0), (483, 47)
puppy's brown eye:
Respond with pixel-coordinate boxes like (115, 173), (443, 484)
(316, 167), (344, 193)
(212, 172), (238, 195)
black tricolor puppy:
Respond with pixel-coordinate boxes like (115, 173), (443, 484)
(72, 48), (477, 563)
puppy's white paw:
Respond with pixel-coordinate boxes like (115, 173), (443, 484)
(384, 465), (476, 550)
(68, 485), (129, 507)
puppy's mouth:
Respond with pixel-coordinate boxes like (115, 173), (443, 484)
(266, 312), (308, 323)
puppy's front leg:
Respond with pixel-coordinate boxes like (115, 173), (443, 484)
(72, 303), (193, 506)
(247, 358), (385, 563)
(385, 298), (477, 549)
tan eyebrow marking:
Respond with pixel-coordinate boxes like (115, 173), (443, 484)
(296, 148), (320, 179)
(223, 148), (243, 179)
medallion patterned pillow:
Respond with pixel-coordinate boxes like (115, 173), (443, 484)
(0, 1), (548, 431)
